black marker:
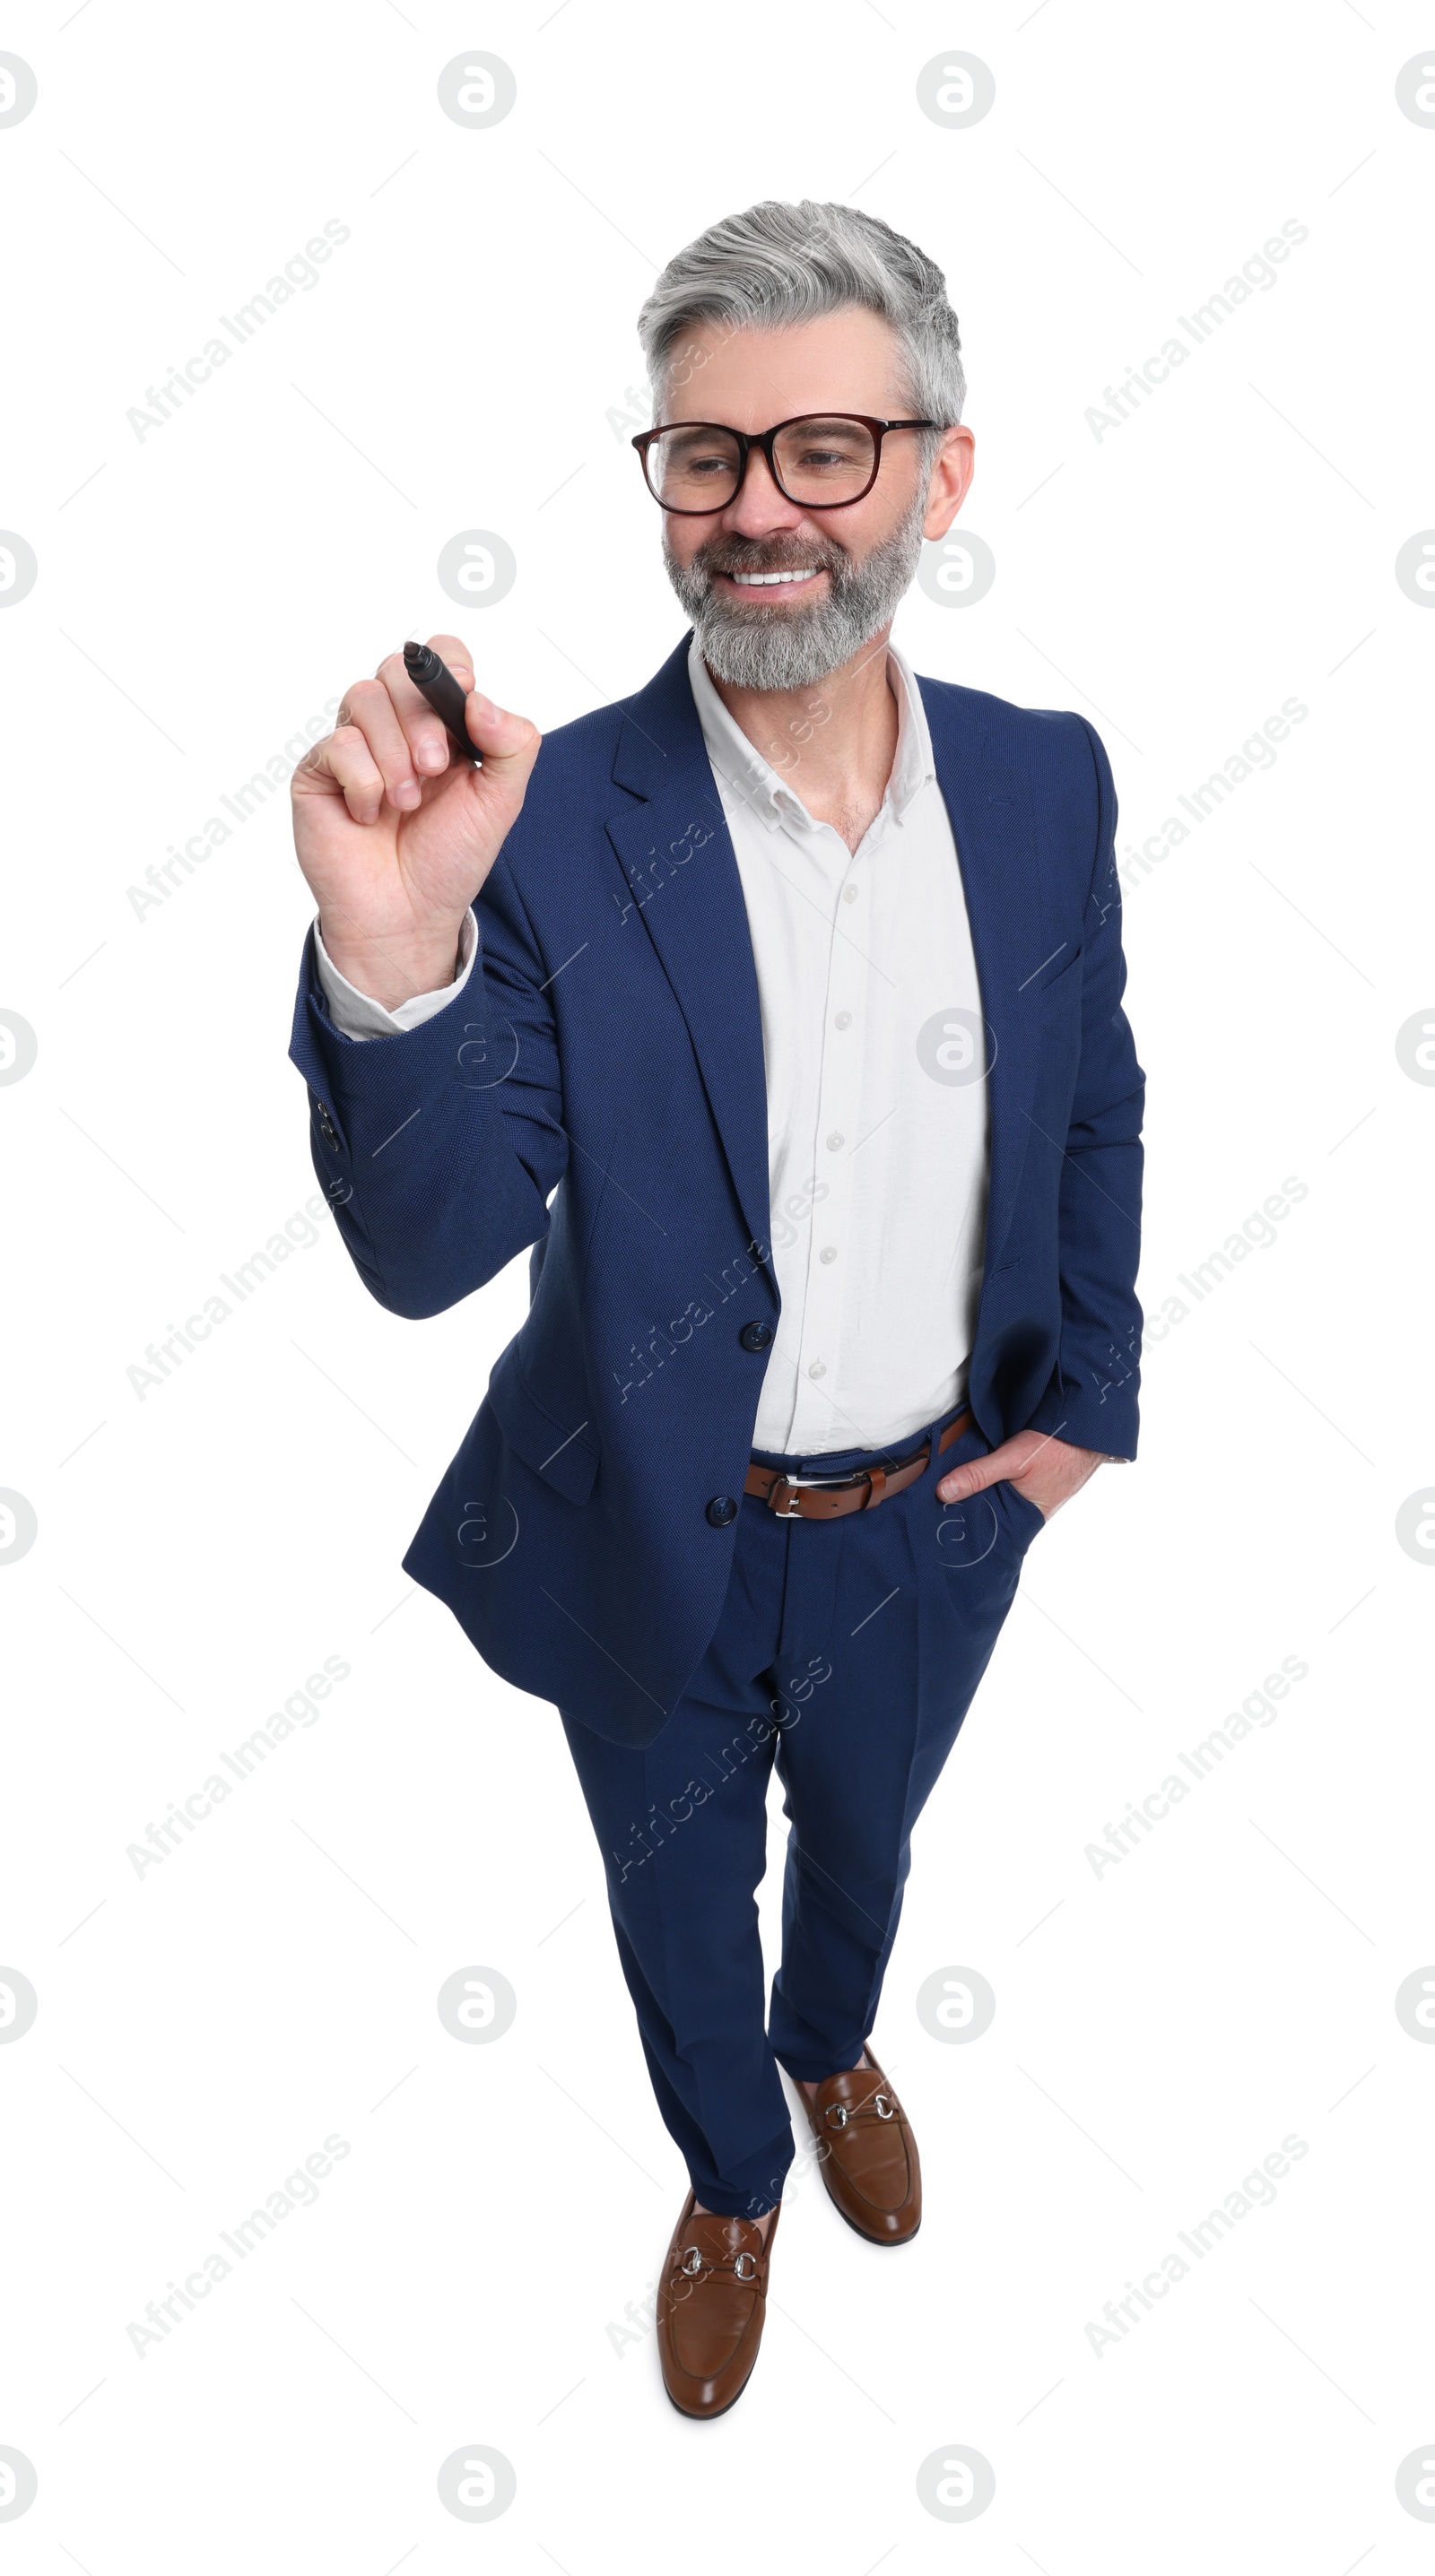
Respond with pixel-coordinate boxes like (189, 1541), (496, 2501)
(403, 640), (483, 768)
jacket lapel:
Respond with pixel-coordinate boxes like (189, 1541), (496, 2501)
(919, 681), (1050, 1278)
(605, 640), (773, 1264)
(601, 643), (1055, 1296)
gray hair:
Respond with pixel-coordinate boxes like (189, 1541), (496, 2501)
(636, 199), (966, 436)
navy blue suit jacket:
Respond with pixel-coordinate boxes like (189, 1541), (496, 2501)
(289, 634), (1144, 1746)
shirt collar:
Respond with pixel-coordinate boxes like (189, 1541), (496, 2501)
(685, 630), (935, 837)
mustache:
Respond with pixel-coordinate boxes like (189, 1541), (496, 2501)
(689, 533), (848, 578)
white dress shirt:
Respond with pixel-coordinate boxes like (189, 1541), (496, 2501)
(314, 638), (990, 1456)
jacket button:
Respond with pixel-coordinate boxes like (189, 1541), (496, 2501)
(738, 1320), (772, 1352)
(706, 1495), (738, 1528)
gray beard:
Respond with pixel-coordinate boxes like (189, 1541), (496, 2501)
(662, 484), (928, 692)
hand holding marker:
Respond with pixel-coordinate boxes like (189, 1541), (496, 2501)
(402, 640), (483, 768)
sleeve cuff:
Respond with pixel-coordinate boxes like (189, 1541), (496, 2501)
(313, 909), (478, 1040)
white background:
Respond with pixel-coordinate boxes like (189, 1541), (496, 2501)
(3, 1), (1433, 2566)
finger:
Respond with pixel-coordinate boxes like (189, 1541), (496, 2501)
(372, 635), (478, 777)
(424, 632), (475, 691)
(341, 676), (423, 811)
(302, 724), (386, 826)
(410, 629), (480, 771)
(375, 646), (457, 778)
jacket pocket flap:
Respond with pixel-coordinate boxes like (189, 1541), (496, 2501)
(488, 1341), (598, 1505)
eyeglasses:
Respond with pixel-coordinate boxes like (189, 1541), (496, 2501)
(632, 412), (935, 515)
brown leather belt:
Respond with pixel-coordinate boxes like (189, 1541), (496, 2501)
(744, 1407), (973, 1521)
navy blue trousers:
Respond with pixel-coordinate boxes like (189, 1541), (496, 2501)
(560, 1404), (1044, 2217)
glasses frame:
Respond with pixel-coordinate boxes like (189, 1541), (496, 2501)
(631, 412), (936, 515)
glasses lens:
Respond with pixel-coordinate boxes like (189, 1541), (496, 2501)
(645, 424), (743, 510)
(772, 416), (877, 504)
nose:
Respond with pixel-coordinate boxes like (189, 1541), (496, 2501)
(720, 440), (805, 540)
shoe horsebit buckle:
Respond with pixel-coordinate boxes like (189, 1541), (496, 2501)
(827, 2091), (894, 2126)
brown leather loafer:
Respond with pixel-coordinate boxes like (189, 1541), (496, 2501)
(797, 2045), (921, 2244)
(656, 2190), (779, 2418)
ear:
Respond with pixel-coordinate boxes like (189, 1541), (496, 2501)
(923, 423), (976, 541)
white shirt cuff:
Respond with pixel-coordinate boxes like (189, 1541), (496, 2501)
(313, 909), (478, 1040)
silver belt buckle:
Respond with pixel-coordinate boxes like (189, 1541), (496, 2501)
(767, 1465), (864, 1517)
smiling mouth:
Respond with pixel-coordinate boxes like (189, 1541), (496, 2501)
(719, 567), (823, 588)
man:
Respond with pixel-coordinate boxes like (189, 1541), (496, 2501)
(288, 199), (1144, 2420)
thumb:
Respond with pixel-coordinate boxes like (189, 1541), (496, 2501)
(463, 690), (541, 779)
(936, 1439), (1023, 1503)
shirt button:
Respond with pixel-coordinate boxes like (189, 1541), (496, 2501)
(705, 1495), (738, 1528)
(808, 1360), (827, 1380)
(835, 1010), (852, 1029)
(826, 1132), (844, 1152)
(841, 884), (859, 904)
(820, 1245), (837, 1264)
(738, 1320), (772, 1352)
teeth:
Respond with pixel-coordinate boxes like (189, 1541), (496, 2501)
(727, 568), (819, 586)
